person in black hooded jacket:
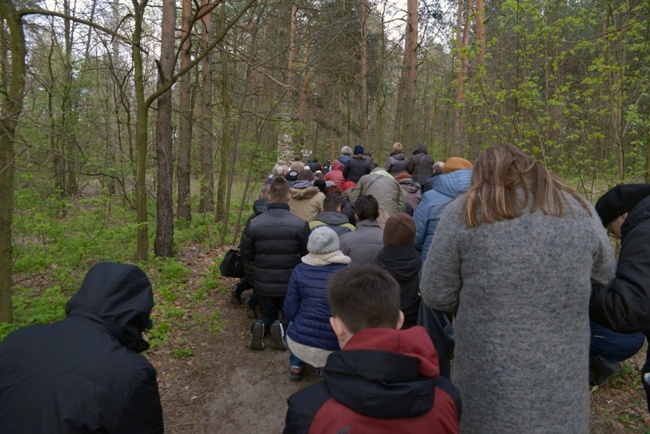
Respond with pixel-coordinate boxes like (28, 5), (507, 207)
(375, 212), (421, 328)
(590, 183), (650, 412)
(0, 262), (163, 434)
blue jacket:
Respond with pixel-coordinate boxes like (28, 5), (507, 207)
(284, 262), (347, 351)
(413, 169), (472, 261)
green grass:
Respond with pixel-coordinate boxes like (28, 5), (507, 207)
(1, 184), (254, 343)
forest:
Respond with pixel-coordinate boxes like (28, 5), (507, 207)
(2, 0), (650, 327)
(2, 0), (650, 430)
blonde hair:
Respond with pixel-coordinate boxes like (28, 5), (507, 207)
(463, 144), (590, 227)
(392, 142), (403, 152)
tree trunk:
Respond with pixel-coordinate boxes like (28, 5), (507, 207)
(154, 0), (176, 258)
(133, 0), (149, 261)
(454, 0), (467, 156)
(216, 5), (230, 222)
(400, 0), (418, 149)
(176, 0), (193, 221)
(288, 3), (299, 111)
(198, 0), (215, 213)
(300, 10), (311, 123)
(0, 0), (27, 322)
(359, 0), (368, 148)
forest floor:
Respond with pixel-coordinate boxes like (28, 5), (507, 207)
(145, 244), (649, 433)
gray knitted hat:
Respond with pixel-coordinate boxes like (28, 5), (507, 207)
(307, 226), (340, 254)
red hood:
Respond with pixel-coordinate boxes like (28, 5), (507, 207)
(344, 326), (439, 378)
(331, 160), (343, 171)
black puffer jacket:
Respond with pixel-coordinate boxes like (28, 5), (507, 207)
(375, 245), (422, 328)
(407, 144), (435, 184)
(343, 155), (371, 183)
(0, 262), (164, 434)
(240, 198), (270, 287)
(240, 202), (310, 297)
(590, 195), (650, 333)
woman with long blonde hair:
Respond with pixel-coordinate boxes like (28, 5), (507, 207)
(420, 144), (615, 433)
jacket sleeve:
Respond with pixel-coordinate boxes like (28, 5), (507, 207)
(283, 270), (301, 321)
(284, 385), (330, 434)
(413, 195), (430, 252)
(384, 158), (393, 172)
(115, 366), (164, 434)
(342, 162), (350, 180)
(420, 202), (463, 312)
(301, 222), (311, 256)
(395, 181), (406, 212)
(590, 223), (650, 333)
(240, 222), (256, 262)
(349, 179), (363, 207)
(406, 156), (415, 174)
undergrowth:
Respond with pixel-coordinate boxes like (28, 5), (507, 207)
(2, 185), (249, 344)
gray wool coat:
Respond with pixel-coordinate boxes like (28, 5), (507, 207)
(421, 193), (616, 434)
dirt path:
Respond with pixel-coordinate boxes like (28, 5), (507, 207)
(150, 288), (320, 433)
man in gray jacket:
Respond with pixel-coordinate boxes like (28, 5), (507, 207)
(339, 195), (384, 265)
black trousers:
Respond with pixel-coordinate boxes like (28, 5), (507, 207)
(255, 294), (289, 330)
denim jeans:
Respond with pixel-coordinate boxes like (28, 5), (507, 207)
(590, 321), (645, 363)
(287, 323), (305, 369)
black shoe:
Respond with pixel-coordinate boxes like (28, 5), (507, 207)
(590, 355), (622, 387)
(230, 283), (245, 305)
(249, 321), (265, 350)
(245, 296), (257, 319)
(289, 365), (304, 381)
(270, 321), (286, 351)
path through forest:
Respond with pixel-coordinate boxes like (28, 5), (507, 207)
(148, 246), (649, 433)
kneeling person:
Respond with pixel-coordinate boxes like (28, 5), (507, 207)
(284, 265), (461, 433)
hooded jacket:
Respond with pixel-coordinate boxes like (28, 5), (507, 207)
(414, 169), (472, 261)
(350, 170), (406, 219)
(407, 144), (435, 184)
(309, 211), (355, 236)
(289, 181), (325, 222)
(399, 177), (422, 213)
(240, 198), (270, 287)
(375, 245), (422, 328)
(284, 327), (461, 433)
(0, 262), (163, 434)
(384, 151), (410, 176)
(323, 160), (346, 190)
(590, 194), (650, 333)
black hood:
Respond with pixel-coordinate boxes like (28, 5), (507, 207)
(413, 144), (428, 155)
(65, 262), (154, 353)
(253, 198), (270, 215)
(622, 194), (650, 241)
(376, 246), (421, 283)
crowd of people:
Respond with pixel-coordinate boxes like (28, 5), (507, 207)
(0, 142), (649, 433)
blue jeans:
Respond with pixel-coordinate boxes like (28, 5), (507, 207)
(287, 323), (305, 369)
(590, 322), (645, 363)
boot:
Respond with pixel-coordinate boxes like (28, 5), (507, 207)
(230, 282), (245, 305)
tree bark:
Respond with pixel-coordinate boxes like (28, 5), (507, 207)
(198, 0), (215, 213)
(400, 0), (418, 149)
(0, 0), (27, 322)
(132, 0), (149, 261)
(359, 0), (369, 148)
(454, 0), (467, 156)
(154, 0), (176, 258)
(300, 10), (311, 123)
(216, 5), (230, 222)
(288, 3), (299, 111)
(176, 0), (193, 221)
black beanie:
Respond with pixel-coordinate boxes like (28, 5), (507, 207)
(383, 212), (416, 246)
(595, 184), (650, 226)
